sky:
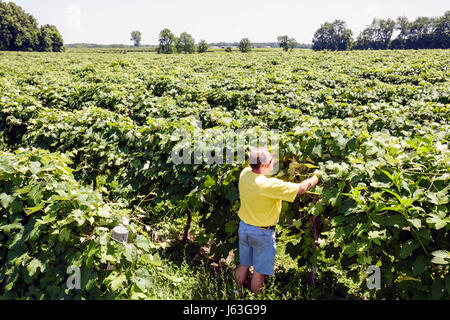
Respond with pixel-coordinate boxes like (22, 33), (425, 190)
(9, 0), (449, 45)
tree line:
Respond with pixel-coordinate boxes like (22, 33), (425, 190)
(65, 43), (155, 49)
(312, 11), (449, 51)
(0, 1), (64, 52)
(132, 28), (302, 54)
(208, 41), (311, 49)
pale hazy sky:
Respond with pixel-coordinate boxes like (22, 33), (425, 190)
(9, 0), (449, 45)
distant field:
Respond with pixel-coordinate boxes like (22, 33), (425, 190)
(64, 47), (157, 54)
(0, 49), (449, 299)
(63, 47), (296, 54)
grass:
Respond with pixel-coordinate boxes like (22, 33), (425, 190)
(142, 212), (366, 300)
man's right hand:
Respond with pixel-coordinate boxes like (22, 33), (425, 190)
(298, 174), (320, 195)
(313, 169), (323, 180)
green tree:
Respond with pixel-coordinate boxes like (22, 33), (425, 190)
(377, 18), (396, 49)
(0, 1), (39, 51)
(312, 20), (353, 51)
(49, 27), (64, 52)
(197, 39), (209, 53)
(175, 32), (196, 53)
(354, 18), (395, 50)
(238, 38), (251, 52)
(408, 16), (435, 49)
(433, 11), (450, 48)
(390, 13), (449, 49)
(389, 16), (411, 49)
(353, 27), (375, 50)
(130, 30), (142, 47)
(157, 28), (176, 54)
(225, 46), (232, 52)
(277, 35), (298, 51)
(37, 25), (53, 52)
(0, 1), (63, 52)
(37, 25), (64, 52)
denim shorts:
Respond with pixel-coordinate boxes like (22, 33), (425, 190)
(238, 220), (276, 276)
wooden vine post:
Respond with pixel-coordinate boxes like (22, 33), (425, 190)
(309, 216), (319, 287)
(309, 194), (320, 287)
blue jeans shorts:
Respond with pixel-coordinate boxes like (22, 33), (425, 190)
(238, 220), (276, 276)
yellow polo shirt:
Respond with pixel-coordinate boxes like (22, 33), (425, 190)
(237, 167), (300, 227)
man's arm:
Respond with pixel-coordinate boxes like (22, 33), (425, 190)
(297, 175), (319, 195)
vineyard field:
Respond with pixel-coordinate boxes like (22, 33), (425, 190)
(0, 49), (449, 300)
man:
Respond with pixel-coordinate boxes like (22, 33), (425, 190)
(236, 147), (320, 295)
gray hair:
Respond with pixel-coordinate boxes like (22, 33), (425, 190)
(249, 147), (272, 170)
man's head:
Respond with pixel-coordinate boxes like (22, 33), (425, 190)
(249, 147), (274, 175)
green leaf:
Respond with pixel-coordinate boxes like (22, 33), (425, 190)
(385, 215), (407, 228)
(399, 239), (419, 259)
(10, 199), (23, 213)
(432, 278), (445, 300)
(0, 162), (15, 174)
(446, 277), (450, 295)
(142, 253), (162, 266)
(15, 185), (32, 195)
(29, 161), (41, 175)
(25, 203), (45, 215)
(97, 206), (112, 218)
(29, 185), (43, 205)
(110, 273), (127, 291)
(357, 255), (372, 265)
(36, 213), (57, 225)
(368, 230), (387, 246)
(27, 258), (44, 277)
(130, 284), (148, 299)
(81, 269), (98, 292)
(431, 250), (450, 265)
(343, 242), (367, 258)
(412, 255), (428, 276)
(426, 211), (450, 230)
(133, 276), (152, 292)
(28, 224), (42, 242)
(134, 235), (150, 252)
(225, 220), (237, 234)
(55, 164), (73, 176)
(427, 189), (449, 205)
(105, 241), (122, 261)
(0, 193), (12, 208)
(59, 228), (70, 242)
(133, 269), (152, 291)
(407, 218), (422, 229)
(85, 242), (99, 269)
(293, 219), (302, 229)
(123, 244), (136, 263)
(381, 170), (395, 184)
(416, 228), (432, 241)
(381, 188), (403, 204)
(203, 175), (216, 188)
(160, 272), (183, 283)
(301, 163), (317, 169)
(381, 206), (403, 214)
(0, 220), (23, 234)
(310, 201), (324, 216)
(4, 268), (19, 291)
(71, 209), (86, 226)
(323, 188), (342, 207)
